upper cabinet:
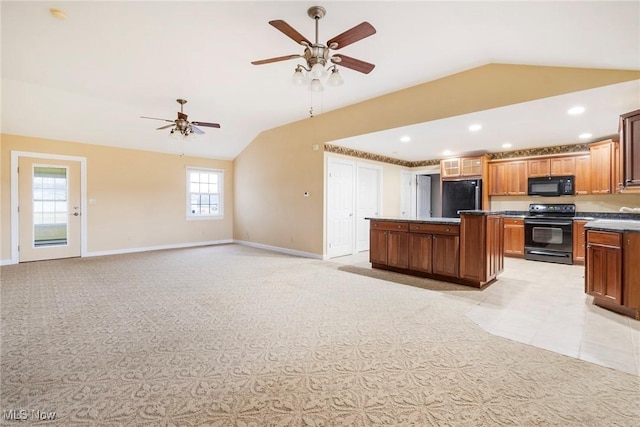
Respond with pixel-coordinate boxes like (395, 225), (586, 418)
(619, 108), (640, 191)
(441, 155), (486, 180)
(489, 160), (527, 196)
(574, 155), (591, 195)
(589, 139), (620, 194)
(527, 156), (576, 178)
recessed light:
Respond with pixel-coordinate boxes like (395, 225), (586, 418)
(443, 150), (452, 156)
(400, 136), (411, 143)
(501, 143), (512, 148)
(49, 8), (67, 20)
(469, 124), (482, 132)
(568, 106), (585, 115)
(579, 133), (592, 139)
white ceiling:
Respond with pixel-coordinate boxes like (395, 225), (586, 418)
(2, 1), (639, 161)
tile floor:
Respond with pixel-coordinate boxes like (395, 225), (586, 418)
(330, 252), (640, 376)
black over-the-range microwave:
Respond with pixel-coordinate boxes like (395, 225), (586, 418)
(527, 176), (575, 197)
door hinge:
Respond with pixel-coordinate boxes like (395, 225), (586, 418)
(17, 245), (20, 252)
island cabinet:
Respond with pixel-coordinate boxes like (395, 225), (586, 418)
(408, 223), (459, 277)
(370, 221), (409, 269)
(370, 213), (504, 288)
(585, 228), (640, 320)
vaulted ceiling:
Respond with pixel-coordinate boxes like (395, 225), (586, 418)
(2, 1), (639, 161)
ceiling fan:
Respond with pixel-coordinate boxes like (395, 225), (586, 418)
(140, 99), (220, 137)
(251, 5), (376, 86)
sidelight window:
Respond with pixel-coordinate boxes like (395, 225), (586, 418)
(186, 167), (224, 219)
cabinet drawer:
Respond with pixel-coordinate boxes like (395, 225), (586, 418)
(587, 231), (621, 247)
(409, 223), (459, 235)
(371, 221), (409, 232)
(504, 218), (523, 226)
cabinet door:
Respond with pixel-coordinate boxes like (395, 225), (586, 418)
(409, 233), (432, 273)
(461, 157), (482, 176)
(387, 231), (409, 269)
(528, 159), (550, 177)
(369, 229), (388, 265)
(507, 161), (528, 195)
(504, 219), (524, 256)
(590, 142), (613, 194)
(574, 155), (591, 195)
(586, 244), (622, 304)
(572, 220), (587, 263)
(433, 235), (459, 277)
(441, 158), (460, 178)
(550, 157), (576, 176)
(620, 109), (640, 188)
(488, 163), (508, 196)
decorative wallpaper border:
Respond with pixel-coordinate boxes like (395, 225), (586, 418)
(325, 141), (601, 168)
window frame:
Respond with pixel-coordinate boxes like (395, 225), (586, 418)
(185, 167), (224, 220)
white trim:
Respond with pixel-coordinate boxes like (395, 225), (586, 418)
(86, 239), (233, 258)
(234, 240), (324, 260)
(10, 151), (88, 264)
(1, 259), (14, 266)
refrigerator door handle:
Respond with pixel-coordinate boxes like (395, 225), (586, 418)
(474, 184), (481, 210)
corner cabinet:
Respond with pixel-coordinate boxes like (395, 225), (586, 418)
(585, 229), (640, 320)
(619, 108), (640, 190)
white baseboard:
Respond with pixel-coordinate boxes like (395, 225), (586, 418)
(85, 239), (233, 258)
(234, 240), (324, 260)
(0, 258), (14, 266)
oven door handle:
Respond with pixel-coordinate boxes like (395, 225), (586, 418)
(527, 250), (571, 258)
(525, 220), (573, 226)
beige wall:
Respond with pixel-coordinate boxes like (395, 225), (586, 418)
(234, 64), (640, 256)
(1, 134), (233, 261)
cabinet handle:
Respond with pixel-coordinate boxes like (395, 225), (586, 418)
(398, 225), (402, 229)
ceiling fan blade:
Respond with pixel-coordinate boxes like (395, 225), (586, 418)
(251, 54), (302, 65)
(190, 125), (205, 135)
(140, 116), (174, 122)
(156, 124), (175, 130)
(327, 22), (376, 49)
(269, 20), (311, 45)
(331, 54), (375, 74)
(192, 121), (221, 129)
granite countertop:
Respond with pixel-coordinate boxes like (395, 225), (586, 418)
(366, 217), (461, 225)
(458, 210), (505, 216)
(584, 219), (640, 233)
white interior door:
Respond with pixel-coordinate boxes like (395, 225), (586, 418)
(327, 158), (355, 258)
(417, 174), (432, 218)
(356, 164), (381, 252)
(18, 157), (82, 262)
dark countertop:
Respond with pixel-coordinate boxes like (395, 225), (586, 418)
(585, 219), (640, 233)
(366, 217), (461, 225)
(458, 210), (505, 216)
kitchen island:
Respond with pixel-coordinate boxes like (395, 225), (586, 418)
(584, 219), (640, 320)
(367, 211), (504, 288)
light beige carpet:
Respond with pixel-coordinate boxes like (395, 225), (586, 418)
(1, 244), (639, 426)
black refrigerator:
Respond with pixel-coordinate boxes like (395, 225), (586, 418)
(441, 179), (482, 218)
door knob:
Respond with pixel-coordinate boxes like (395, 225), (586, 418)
(72, 212), (80, 216)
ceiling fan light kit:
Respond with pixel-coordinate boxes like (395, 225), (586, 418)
(252, 5), (375, 93)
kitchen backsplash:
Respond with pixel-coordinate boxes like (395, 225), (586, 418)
(490, 194), (640, 214)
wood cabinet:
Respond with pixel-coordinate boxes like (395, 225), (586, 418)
(488, 160), (527, 196)
(441, 156), (486, 179)
(572, 220), (588, 264)
(589, 139), (619, 194)
(370, 221), (409, 269)
(370, 215), (504, 288)
(504, 218), (524, 257)
(409, 223), (459, 277)
(586, 230), (622, 305)
(459, 214), (504, 285)
(574, 155), (591, 195)
(528, 156), (576, 178)
(619, 108), (640, 190)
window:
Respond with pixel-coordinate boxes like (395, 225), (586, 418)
(186, 167), (223, 219)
